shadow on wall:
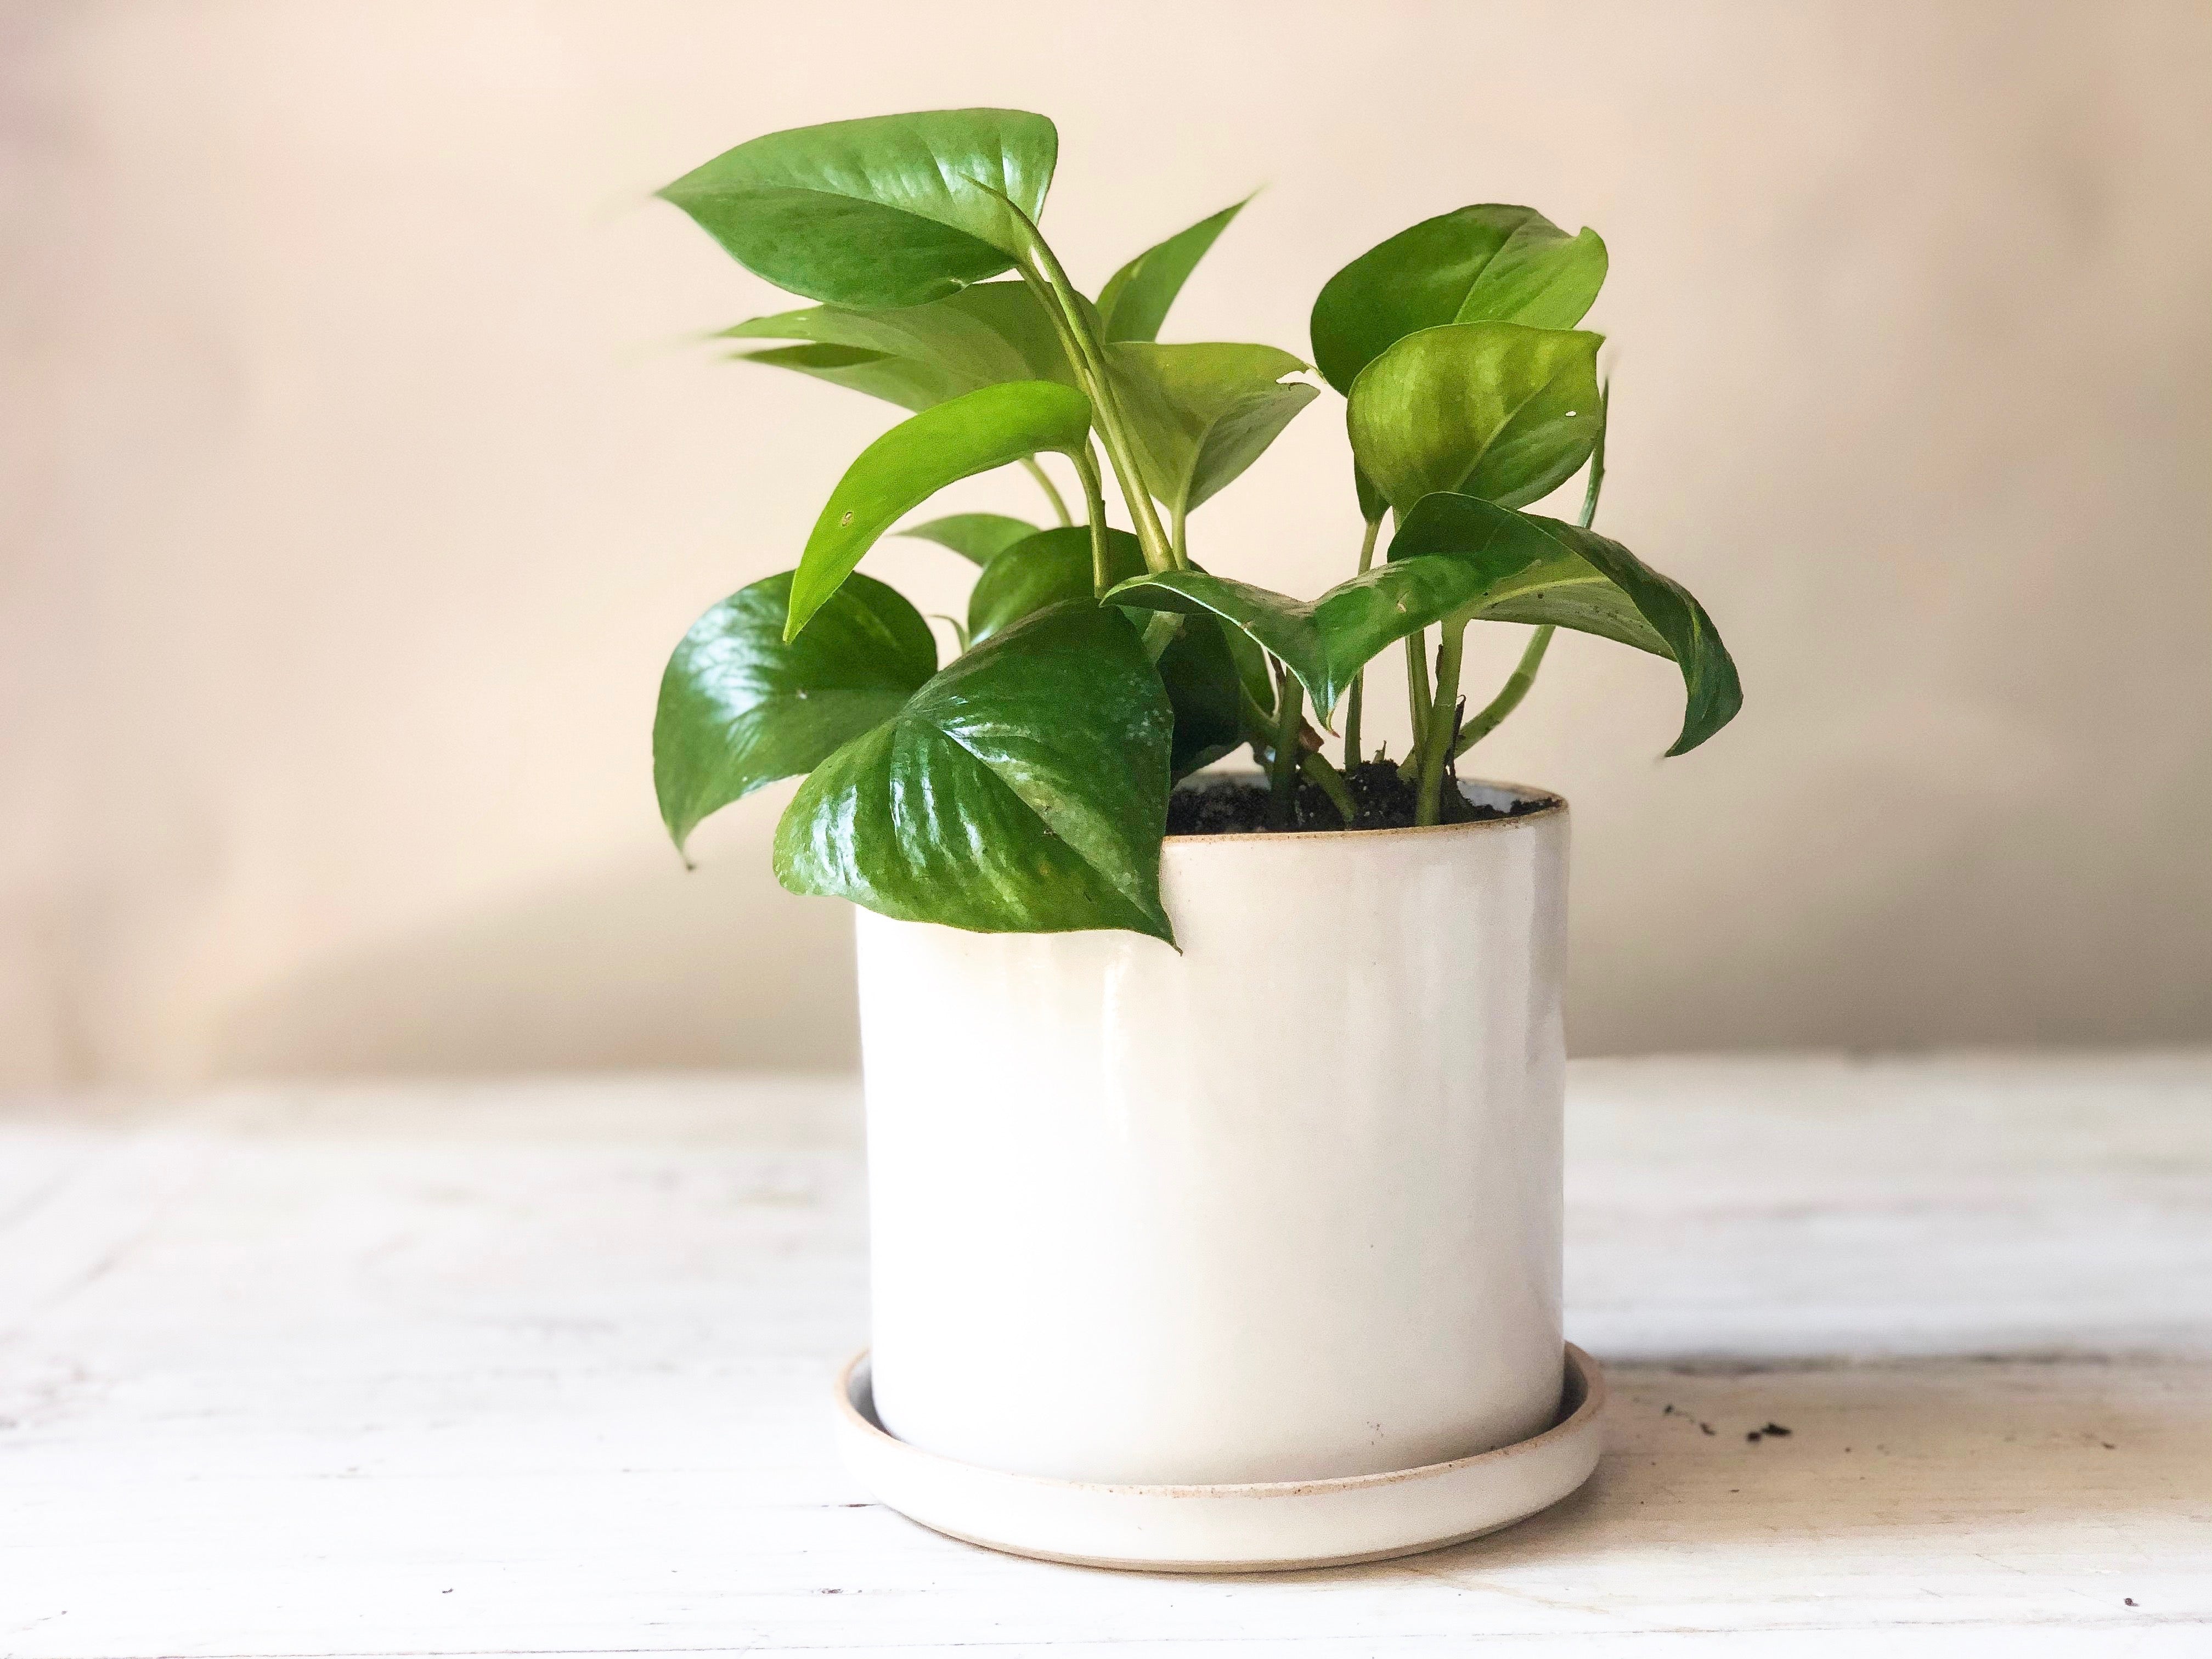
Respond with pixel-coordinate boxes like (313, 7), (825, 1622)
(214, 810), (859, 1077)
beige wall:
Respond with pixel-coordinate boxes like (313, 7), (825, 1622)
(4, 0), (2208, 1087)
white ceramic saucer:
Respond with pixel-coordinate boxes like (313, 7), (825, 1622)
(833, 1344), (1605, 1573)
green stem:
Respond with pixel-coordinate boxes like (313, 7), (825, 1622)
(1267, 668), (1303, 830)
(1398, 629), (1433, 781)
(1415, 620), (1468, 827)
(1170, 499), (1189, 569)
(1072, 444), (1110, 595)
(1453, 625), (1553, 760)
(1299, 748), (1355, 825)
(1011, 233), (1180, 575)
(1022, 456), (1073, 526)
(1451, 379), (1603, 759)
(1341, 513), (1384, 770)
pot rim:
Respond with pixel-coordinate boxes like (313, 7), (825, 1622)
(1164, 773), (1567, 848)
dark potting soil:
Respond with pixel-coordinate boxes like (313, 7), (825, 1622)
(1165, 763), (1554, 837)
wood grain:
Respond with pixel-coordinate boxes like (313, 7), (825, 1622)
(0, 1056), (2206, 1654)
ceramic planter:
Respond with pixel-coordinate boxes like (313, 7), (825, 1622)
(849, 777), (1573, 1522)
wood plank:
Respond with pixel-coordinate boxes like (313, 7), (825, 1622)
(0, 1057), (2205, 1654)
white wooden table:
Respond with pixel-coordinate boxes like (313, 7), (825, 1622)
(2, 1054), (2208, 1656)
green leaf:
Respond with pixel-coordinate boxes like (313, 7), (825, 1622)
(659, 109), (1057, 309)
(1097, 196), (1251, 344)
(1220, 614), (1278, 716)
(958, 527), (1238, 774)
(1107, 562), (1492, 727)
(1389, 492), (1743, 754)
(1311, 205), (1607, 393)
(896, 512), (1041, 565)
(968, 526), (1144, 645)
(1353, 463), (1387, 526)
(1155, 613), (1244, 778)
(1347, 322), (1602, 516)
(733, 342), (968, 413)
(1108, 342), (1319, 518)
(789, 380), (1092, 642)
(654, 570), (936, 855)
(725, 281), (1074, 411)
(775, 602), (1175, 940)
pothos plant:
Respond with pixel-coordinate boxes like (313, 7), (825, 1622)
(653, 108), (1741, 946)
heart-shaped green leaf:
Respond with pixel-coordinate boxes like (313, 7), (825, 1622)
(654, 570), (936, 855)
(1107, 561), (1491, 727)
(1311, 205), (1607, 393)
(1347, 322), (1601, 516)
(968, 527), (1145, 644)
(896, 512), (1041, 565)
(788, 380), (1092, 642)
(1108, 342), (1319, 520)
(659, 109), (1057, 309)
(1096, 196), (1251, 344)
(775, 602), (1175, 940)
(1390, 492), (1742, 754)
(726, 281), (1075, 413)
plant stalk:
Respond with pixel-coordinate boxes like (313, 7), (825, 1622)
(1009, 224), (1180, 576)
(1267, 668), (1304, 830)
(1415, 619), (1468, 827)
(1399, 629), (1433, 781)
(1341, 512), (1384, 769)
(1450, 380), (1608, 760)
(1073, 444), (1111, 595)
(1021, 455), (1073, 526)
(1299, 748), (1355, 825)
(1453, 624), (1553, 760)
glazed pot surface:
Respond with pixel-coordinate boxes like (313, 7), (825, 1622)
(858, 779), (1568, 1485)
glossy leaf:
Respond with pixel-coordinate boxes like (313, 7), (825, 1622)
(726, 281), (1074, 413)
(962, 526), (1240, 774)
(1107, 562), (1494, 727)
(1347, 322), (1602, 516)
(1389, 492), (1742, 754)
(1155, 613), (1244, 778)
(1311, 205), (1607, 393)
(1109, 342), (1319, 518)
(654, 571), (936, 855)
(659, 109), (1057, 309)
(1219, 613), (1277, 716)
(896, 512), (1041, 565)
(788, 380), (1092, 642)
(775, 602), (1175, 940)
(1097, 196), (1250, 343)
(968, 527), (1144, 644)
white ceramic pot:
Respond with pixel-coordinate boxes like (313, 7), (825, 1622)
(854, 778), (1568, 1487)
